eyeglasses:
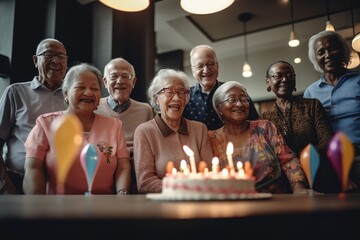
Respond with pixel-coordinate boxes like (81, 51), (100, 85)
(192, 62), (217, 71)
(269, 72), (296, 81)
(157, 88), (189, 99)
(107, 72), (133, 82)
(221, 96), (250, 105)
(37, 51), (68, 62)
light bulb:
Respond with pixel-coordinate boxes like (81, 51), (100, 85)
(242, 62), (252, 78)
(288, 31), (300, 47)
(325, 21), (335, 31)
(294, 58), (302, 64)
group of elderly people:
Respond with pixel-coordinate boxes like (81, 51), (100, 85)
(1, 30), (359, 195)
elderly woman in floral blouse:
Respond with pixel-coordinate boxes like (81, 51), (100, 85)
(208, 81), (313, 194)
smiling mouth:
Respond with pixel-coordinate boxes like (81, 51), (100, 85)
(169, 104), (181, 111)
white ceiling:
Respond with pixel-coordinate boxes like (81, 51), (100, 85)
(155, 0), (359, 68)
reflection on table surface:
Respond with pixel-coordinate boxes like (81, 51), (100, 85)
(1, 194), (359, 239)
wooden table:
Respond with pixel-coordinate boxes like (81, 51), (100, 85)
(1, 194), (359, 239)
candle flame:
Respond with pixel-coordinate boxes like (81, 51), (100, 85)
(226, 142), (234, 155)
(212, 157), (219, 166)
(180, 159), (187, 171)
(221, 168), (229, 177)
(183, 145), (194, 157)
(237, 161), (243, 170)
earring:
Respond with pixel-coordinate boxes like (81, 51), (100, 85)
(267, 87), (271, 92)
(64, 98), (69, 104)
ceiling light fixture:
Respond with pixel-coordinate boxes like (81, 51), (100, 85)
(239, 13), (253, 78)
(352, 34), (360, 53)
(99, 0), (150, 12)
(288, 0), (299, 47)
(180, 0), (234, 15)
(351, 0), (360, 53)
(325, 0), (335, 31)
(349, 1), (360, 68)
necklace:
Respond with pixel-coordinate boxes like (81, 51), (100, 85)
(275, 101), (293, 138)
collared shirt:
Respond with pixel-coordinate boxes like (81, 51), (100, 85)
(0, 77), (66, 174)
(183, 81), (259, 130)
(133, 114), (214, 193)
(154, 114), (189, 137)
(303, 70), (360, 143)
(107, 97), (131, 114)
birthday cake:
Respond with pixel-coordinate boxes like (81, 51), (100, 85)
(147, 144), (271, 201)
(161, 173), (256, 200)
(147, 157), (271, 201)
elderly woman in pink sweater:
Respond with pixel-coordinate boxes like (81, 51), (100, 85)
(133, 68), (213, 194)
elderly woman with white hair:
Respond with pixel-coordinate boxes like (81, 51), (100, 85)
(208, 81), (312, 194)
(133, 68), (213, 194)
(304, 30), (360, 191)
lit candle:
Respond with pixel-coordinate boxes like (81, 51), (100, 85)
(180, 159), (187, 173)
(183, 145), (197, 174)
(237, 161), (245, 179)
(226, 142), (235, 173)
(221, 168), (229, 178)
(212, 157), (219, 174)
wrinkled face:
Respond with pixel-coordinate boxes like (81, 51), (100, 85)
(155, 77), (189, 123)
(191, 48), (219, 91)
(34, 41), (67, 86)
(266, 62), (296, 99)
(103, 61), (135, 104)
(66, 71), (101, 114)
(218, 88), (249, 124)
(314, 35), (345, 74)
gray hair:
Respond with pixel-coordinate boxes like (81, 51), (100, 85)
(147, 68), (190, 109)
(189, 44), (218, 66)
(308, 31), (350, 73)
(212, 81), (248, 118)
(62, 63), (103, 101)
(104, 57), (136, 77)
(36, 38), (65, 55)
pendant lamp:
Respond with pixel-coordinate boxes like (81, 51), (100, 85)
(238, 13), (253, 78)
(325, 0), (335, 31)
(288, 0), (299, 47)
(180, 0), (234, 15)
(351, 0), (360, 52)
(349, 1), (360, 68)
(99, 0), (150, 12)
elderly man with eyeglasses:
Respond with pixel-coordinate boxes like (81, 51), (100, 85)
(183, 44), (259, 131)
(0, 38), (68, 194)
(95, 58), (153, 194)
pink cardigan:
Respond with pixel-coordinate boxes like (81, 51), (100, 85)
(133, 115), (213, 193)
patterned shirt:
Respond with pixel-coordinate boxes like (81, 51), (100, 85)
(262, 96), (333, 158)
(208, 120), (308, 193)
(262, 97), (341, 193)
(183, 81), (259, 130)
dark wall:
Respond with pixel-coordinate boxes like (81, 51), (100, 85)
(0, 0), (155, 102)
(156, 49), (184, 73)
